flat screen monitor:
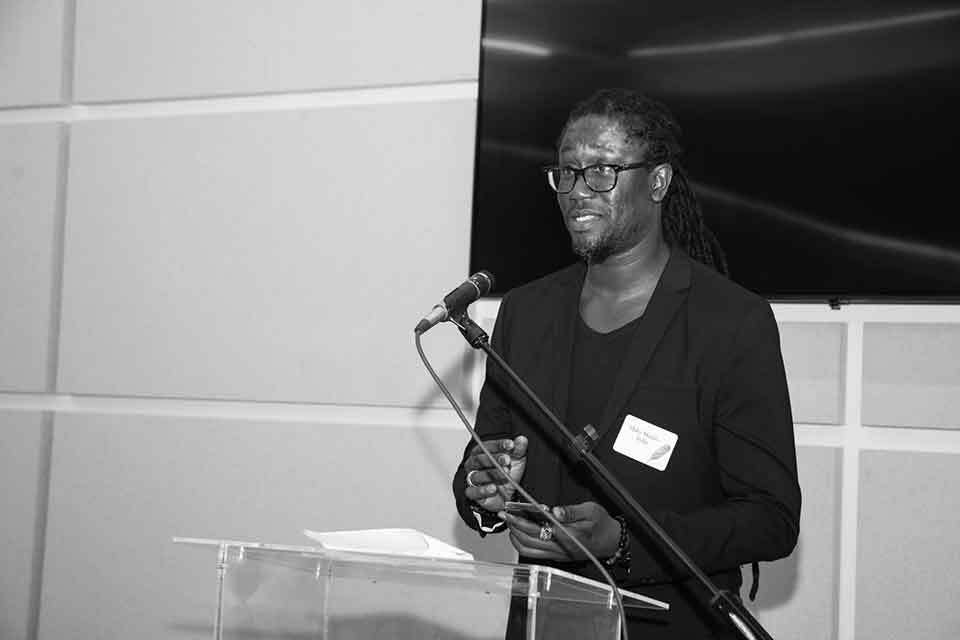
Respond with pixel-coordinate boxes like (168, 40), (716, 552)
(470, 1), (960, 302)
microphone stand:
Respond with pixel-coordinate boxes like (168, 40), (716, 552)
(452, 312), (774, 640)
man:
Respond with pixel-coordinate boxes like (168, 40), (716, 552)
(453, 88), (801, 638)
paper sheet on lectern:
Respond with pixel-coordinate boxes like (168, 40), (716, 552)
(302, 528), (474, 560)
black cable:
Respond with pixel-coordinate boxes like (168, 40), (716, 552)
(415, 330), (631, 640)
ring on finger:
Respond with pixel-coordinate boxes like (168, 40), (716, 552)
(538, 524), (554, 542)
(466, 470), (481, 487)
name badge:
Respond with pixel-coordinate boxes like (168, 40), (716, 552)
(613, 414), (678, 471)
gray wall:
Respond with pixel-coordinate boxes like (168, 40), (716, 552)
(2, 2), (959, 639)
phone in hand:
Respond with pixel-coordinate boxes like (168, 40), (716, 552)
(504, 501), (553, 523)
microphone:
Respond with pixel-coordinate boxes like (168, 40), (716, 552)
(415, 271), (495, 334)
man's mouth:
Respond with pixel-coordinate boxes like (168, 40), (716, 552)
(568, 211), (602, 230)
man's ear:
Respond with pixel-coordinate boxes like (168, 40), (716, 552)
(650, 163), (673, 202)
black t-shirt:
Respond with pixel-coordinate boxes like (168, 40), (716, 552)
(556, 312), (644, 505)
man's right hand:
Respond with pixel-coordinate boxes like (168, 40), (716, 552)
(463, 435), (528, 512)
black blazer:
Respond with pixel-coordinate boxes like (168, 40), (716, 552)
(454, 251), (801, 634)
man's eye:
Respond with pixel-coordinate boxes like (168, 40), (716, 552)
(590, 165), (616, 177)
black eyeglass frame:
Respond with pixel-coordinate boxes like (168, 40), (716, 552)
(542, 162), (653, 194)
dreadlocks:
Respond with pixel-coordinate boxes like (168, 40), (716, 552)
(560, 88), (729, 276)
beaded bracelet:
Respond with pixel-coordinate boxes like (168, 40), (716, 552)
(603, 514), (631, 571)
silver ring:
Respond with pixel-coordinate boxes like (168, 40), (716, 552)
(538, 524), (554, 542)
(466, 470), (480, 487)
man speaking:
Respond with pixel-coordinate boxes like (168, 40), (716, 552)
(453, 88), (801, 639)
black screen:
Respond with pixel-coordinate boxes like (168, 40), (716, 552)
(470, 1), (960, 302)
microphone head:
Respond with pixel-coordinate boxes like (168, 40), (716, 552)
(472, 270), (495, 296)
(417, 271), (496, 335)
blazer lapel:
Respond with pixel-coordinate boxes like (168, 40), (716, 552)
(546, 263), (585, 426)
(593, 251), (692, 442)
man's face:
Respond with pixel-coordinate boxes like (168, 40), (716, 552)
(556, 115), (659, 264)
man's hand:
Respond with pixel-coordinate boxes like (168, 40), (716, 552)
(463, 436), (528, 512)
(502, 501), (621, 562)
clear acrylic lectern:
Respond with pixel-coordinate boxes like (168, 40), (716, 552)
(176, 537), (668, 640)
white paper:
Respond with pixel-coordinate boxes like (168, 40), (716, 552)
(302, 528), (474, 560)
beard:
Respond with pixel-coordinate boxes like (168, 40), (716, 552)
(572, 234), (615, 264)
(570, 218), (645, 264)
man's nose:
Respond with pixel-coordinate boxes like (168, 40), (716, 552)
(567, 172), (594, 199)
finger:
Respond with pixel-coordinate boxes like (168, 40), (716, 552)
(477, 453), (511, 479)
(478, 497), (505, 511)
(511, 435), (529, 458)
(475, 493), (507, 512)
(464, 468), (511, 486)
(549, 519), (591, 541)
(468, 438), (515, 460)
(465, 485), (507, 513)
(527, 518), (592, 553)
(465, 450), (514, 472)
(508, 530), (570, 561)
(551, 501), (598, 523)
(466, 456), (513, 481)
(464, 483), (499, 503)
(500, 511), (543, 537)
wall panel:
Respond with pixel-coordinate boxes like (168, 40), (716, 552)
(855, 450), (960, 639)
(57, 101), (476, 405)
(0, 124), (61, 392)
(779, 322), (845, 425)
(0, 0), (66, 107)
(74, 0), (481, 102)
(0, 411), (50, 640)
(862, 323), (960, 429)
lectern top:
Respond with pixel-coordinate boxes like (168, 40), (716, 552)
(174, 536), (668, 611)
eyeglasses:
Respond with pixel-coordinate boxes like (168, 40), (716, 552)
(543, 162), (650, 194)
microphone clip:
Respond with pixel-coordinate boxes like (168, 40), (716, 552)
(449, 312), (489, 349)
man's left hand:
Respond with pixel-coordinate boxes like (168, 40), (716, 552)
(501, 501), (621, 562)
